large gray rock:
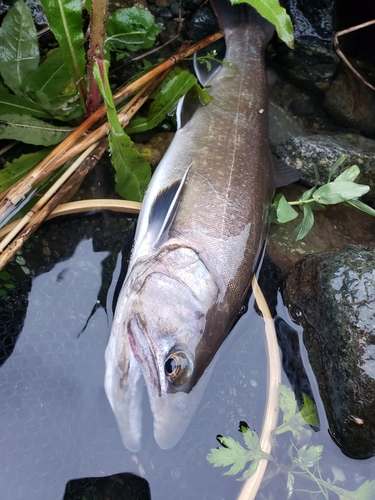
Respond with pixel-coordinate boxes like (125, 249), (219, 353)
(275, 133), (375, 199)
(283, 245), (375, 459)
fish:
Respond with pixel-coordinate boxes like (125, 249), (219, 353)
(104, 0), (299, 452)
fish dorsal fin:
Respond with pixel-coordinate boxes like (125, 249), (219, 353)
(148, 165), (192, 247)
(273, 156), (301, 187)
(176, 87), (203, 129)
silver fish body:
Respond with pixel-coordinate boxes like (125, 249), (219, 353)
(105, 0), (279, 451)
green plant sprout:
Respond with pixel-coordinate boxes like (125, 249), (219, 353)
(207, 384), (375, 499)
(271, 156), (375, 240)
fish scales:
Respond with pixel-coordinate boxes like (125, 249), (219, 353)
(104, 0), (290, 452)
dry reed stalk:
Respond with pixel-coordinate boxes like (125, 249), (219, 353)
(0, 30), (224, 221)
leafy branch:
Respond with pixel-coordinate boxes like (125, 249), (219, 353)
(207, 384), (375, 499)
(272, 156), (375, 240)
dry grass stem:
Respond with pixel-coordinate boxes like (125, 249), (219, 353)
(334, 20), (375, 91)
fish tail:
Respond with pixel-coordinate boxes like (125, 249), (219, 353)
(210, 0), (274, 43)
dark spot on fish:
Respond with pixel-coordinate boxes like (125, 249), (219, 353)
(194, 311), (204, 320)
(119, 377), (125, 389)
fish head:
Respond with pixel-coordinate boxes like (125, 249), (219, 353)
(105, 245), (222, 451)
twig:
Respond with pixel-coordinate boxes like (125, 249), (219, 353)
(0, 30), (224, 222)
(237, 274), (281, 500)
(334, 20), (375, 92)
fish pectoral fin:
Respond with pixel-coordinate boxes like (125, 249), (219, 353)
(148, 165), (191, 247)
(176, 85), (206, 129)
(272, 155), (301, 187)
(192, 39), (226, 88)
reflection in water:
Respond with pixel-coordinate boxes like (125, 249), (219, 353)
(64, 472), (151, 500)
(1, 213), (374, 499)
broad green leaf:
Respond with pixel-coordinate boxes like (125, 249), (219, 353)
(94, 59), (151, 201)
(126, 69), (200, 134)
(334, 164), (360, 183)
(327, 154), (346, 182)
(0, 0), (39, 95)
(0, 148), (52, 194)
(313, 181), (370, 205)
(299, 393), (320, 428)
(0, 114), (74, 146)
(0, 90), (49, 118)
(294, 444), (323, 469)
(21, 49), (76, 113)
(106, 7), (161, 52)
(294, 204), (314, 240)
(231, 0), (294, 48)
(345, 199), (375, 217)
(40, 0), (86, 97)
(274, 194), (298, 223)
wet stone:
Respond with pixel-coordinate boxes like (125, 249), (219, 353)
(283, 245), (375, 459)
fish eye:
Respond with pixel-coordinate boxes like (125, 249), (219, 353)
(164, 351), (193, 386)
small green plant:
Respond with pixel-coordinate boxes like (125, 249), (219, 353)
(272, 156), (375, 240)
(207, 384), (375, 499)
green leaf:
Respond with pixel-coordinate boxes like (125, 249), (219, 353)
(341, 480), (375, 500)
(299, 185), (317, 201)
(274, 194), (298, 223)
(345, 199), (375, 217)
(313, 181), (370, 205)
(279, 385), (296, 422)
(294, 444), (323, 469)
(21, 49), (76, 112)
(106, 7), (161, 52)
(231, 0), (294, 48)
(0, 148), (52, 194)
(299, 393), (320, 428)
(276, 385), (312, 441)
(0, 90), (49, 118)
(206, 428), (271, 479)
(0, 114), (74, 146)
(333, 164), (360, 183)
(294, 204), (314, 240)
(126, 69), (198, 134)
(94, 59), (151, 201)
(0, 0), (39, 95)
(327, 154), (346, 182)
(39, 0), (86, 97)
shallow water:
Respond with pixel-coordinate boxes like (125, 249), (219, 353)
(0, 212), (374, 500)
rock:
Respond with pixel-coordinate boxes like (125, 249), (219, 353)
(274, 133), (375, 200)
(282, 245), (375, 459)
(272, 0), (339, 91)
(324, 69), (375, 138)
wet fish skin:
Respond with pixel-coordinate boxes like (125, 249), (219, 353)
(105, 0), (279, 451)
